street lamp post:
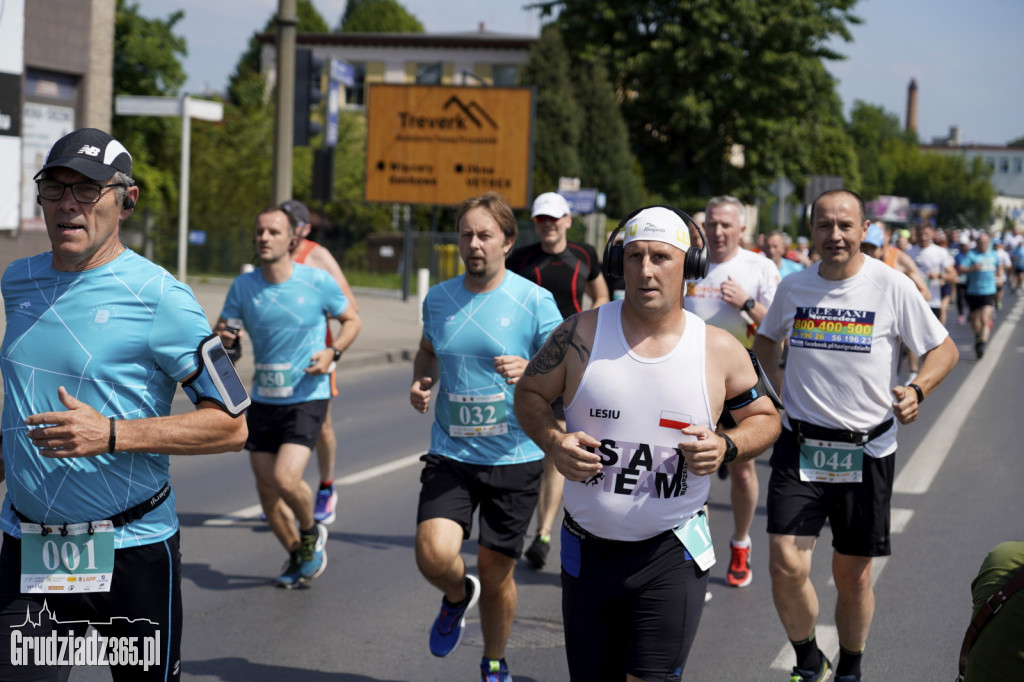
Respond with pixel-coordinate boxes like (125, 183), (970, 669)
(114, 94), (224, 281)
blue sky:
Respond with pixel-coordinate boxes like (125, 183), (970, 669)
(137, 0), (1024, 145)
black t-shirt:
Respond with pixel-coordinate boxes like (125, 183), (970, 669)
(506, 241), (604, 319)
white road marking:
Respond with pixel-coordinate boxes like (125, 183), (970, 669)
(771, 625), (839, 672)
(772, 507), (912, 670)
(894, 297), (1023, 494)
(202, 451), (426, 526)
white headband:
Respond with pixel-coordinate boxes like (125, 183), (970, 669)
(622, 207), (691, 253)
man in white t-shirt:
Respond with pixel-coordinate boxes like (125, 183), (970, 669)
(684, 195), (781, 590)
(908, 225), (957, 326)
(753, 189), (959, 682)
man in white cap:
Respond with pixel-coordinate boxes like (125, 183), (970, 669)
(507, 191), (610, 569)
(515, 206), (780, 680)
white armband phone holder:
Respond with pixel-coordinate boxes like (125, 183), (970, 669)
(182, 334), (251, 417)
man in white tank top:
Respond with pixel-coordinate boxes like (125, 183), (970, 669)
(515, 206), (780, 682)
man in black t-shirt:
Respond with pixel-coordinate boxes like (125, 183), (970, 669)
(506, 192), (610, 568)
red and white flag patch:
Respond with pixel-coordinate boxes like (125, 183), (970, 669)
(658, 410), (692, 430)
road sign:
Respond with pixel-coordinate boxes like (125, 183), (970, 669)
(560, 188), (598, 215)
(330, 59), (355, 88)
(364, 84), (534, 208)
(770, 175), (795, 228)
(803, 175), (844, 205)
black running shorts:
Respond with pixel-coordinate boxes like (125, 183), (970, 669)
(416, 454), (542, 559)
(766, 428), (895, 557)
(245, 399), (329, 452)
(0, 532), (182, 682)
(966, 293), (996, 311)
(560, 521), (708, 681)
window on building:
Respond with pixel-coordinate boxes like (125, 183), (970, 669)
(1000, 157), (1009, 173)
(986, 157), (995, 170)
(491, 65), (519, 87)
(1015, 158), (1023, 173)
(416, 62), (443, 84)
(344, 62), (366, 107)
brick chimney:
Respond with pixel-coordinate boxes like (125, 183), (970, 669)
(906, 78), (918, 134)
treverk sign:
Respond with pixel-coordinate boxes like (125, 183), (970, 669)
(365, 84), (534, 208)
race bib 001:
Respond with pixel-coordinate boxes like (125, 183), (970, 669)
(798, 439), (864, 483)
(20, 521), (115, 594)
(448, 393), (508, 437)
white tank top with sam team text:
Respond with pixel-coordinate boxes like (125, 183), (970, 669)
(563, 300), (714, 541)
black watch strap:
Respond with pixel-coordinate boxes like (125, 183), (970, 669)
(908, 383), (924, 404)
(721, 433), (738, 464)
(332, 348), (343, 362)
(741, 297), (755, 312)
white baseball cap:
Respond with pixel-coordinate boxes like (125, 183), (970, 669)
(531, 192), (571, 219)
(622, 207), (691, 253)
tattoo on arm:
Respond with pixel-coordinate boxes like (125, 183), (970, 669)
(525, 317), (590, 377)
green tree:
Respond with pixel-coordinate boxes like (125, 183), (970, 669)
(533, 0), (861, 202)
(890, 149), (994, 227)
(228, 0), (330, 107)
(846, 100), (915, 200)
(518, 23), (583, 194)
(571, 57), (645, 214)
(189, 1), (338, 274)
(339, 0), (425, 32)
(112, 0), (188, 266)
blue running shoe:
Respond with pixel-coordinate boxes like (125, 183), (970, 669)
(314, 485), (337, 525)
(481, 658), (512, 682)
(276, 552), (303, 589)
(429, 574), (480, 657)
(298, 523), (328, 581)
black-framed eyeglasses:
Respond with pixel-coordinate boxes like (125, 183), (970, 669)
(36, 179), (126, 204)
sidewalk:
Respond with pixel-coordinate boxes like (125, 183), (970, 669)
(187, 278), (424, 378)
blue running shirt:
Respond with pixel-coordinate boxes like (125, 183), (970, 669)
(221, 263), (348, 405)
(422, 272), (561, 465)
(1, 250), (213, 548)
(962, 249), (1000, 296)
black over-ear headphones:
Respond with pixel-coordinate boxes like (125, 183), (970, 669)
(603, 205), (709, 281)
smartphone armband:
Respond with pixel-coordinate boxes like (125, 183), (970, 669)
(182, 334), (251, 417)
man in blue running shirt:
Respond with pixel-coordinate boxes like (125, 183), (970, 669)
(410, 192), (562, 682)
(959, 231), (1002, 359)
(217, 206), (361, 589)
(0, 128), (248, 681)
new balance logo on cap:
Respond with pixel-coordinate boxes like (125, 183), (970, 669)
(34, 128), (133, 182)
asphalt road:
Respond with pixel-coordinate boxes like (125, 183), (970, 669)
(2, 292), (1019, 681)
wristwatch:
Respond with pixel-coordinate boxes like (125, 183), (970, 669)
(741, 297), (756, 313)
(332, 348), (343, 362)
(721, 433), (738, 464)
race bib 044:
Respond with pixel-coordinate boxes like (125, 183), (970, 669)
(798, 439), (864, 483)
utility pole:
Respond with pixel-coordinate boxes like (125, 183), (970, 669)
(273, 0), (297, 204)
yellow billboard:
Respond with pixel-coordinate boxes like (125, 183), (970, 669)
(364, 84), (534, 208)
